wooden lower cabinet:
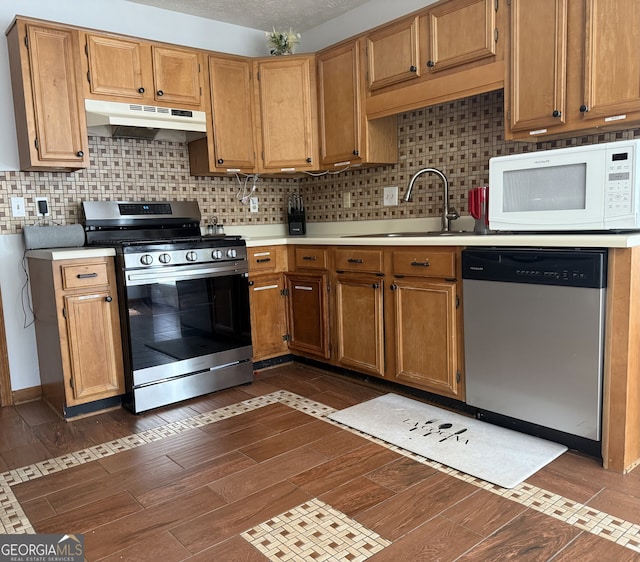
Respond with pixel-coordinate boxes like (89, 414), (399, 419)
(389, 277), (463, 400)
(28, 255), (125, 416)
(334, 273), (385, 376)
(285, 272), (330, 359)
(248, 272), (288, 361)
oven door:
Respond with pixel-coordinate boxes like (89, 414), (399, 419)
(122, 263), (252, 387)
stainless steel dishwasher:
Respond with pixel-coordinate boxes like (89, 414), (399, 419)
(462, 248), (607, 453)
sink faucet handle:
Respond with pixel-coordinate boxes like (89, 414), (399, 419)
(447, 206), (460, 220)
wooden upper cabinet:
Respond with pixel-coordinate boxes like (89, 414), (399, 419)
(84, 34), (149, 100)
(508, 0), (568, 133)
(317, 41), (361, 165)
(208, 54), (256, 170)
(366, 16), (420, 91)
(255, 55), (318, 171)
(83, 34), (203, 108)
(582, 0), (640, 121)
(6, 19), (88, 170)
(425, 0), (497, 73)
(152, 45), (203, 107)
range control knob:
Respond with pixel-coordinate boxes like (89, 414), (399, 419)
(227, 248), (237, 258)
(158, 253), (171, 264)
(140, 254), (153, 266)
(186, 251), (198, 262)
(212, 249), (223, 260)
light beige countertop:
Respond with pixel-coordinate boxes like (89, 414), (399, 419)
(26, 247), (116, 260)
(227, 218), (640, 249)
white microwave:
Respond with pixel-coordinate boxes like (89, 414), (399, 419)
(488, 139), (640, 231)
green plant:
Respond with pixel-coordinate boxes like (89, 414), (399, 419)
(266, 27), (301, 55)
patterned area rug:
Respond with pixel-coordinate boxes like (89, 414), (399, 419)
(328, 393), (567, 488)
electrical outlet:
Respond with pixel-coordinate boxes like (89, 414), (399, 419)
(249, 197), (259, 213)
(35, 196), (50, 216)
(11, 197), (25, 218)
(383, 186), (398, 206)
(343, 191), (351, 208)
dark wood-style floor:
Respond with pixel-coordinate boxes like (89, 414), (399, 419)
(2, 363), (640, 561)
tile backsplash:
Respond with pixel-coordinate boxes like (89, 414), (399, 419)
(1, 89), (639, 234)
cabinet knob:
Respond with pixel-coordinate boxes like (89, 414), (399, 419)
(105, 296), (113, 302)
(306, 157), (312, 163)
(579, 104), (589, 113)
(409, 65), (417, 72)
(390, 283), (398, 291)
(248, 280), (254, 286)
(353, 149), (359, 156)
(157, 90), (164, 96)
(427, 60), (435, 68)
(372, 283), (379, 289)
(138, 87), (145, 93)
(76, 150), (84, 157)
(217, 158), (224, 164)
(552, 110), (561, 118)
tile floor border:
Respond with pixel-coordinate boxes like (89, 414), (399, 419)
(0, 390), (638, 554)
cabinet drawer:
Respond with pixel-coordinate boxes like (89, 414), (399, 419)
(294, 247), (328, 270)
(61, 262), (110, 290)
(393, 249), (456, 279)
(335, 248), (383, 273)
(248, 246), (278, 272)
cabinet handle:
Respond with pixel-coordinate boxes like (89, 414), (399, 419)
(427, 60), (435, 68)
(372, 283), (379, 289)
(302, 255), (317, 261)
(552, 109), (561, 118)
(76, 150), (84, 157)
(217, 158), (224, 164)
(77, 272), (98, 279)
(105, 296), (112, 302)
(409, 65), (417, 72)
(157, 90), (164, 96)
(579, 104), (589, 113)
(411, 261), (430, 267)
(306, 157), (312, 163)
(256, 258), (271, 263)
(348, 258), (363, 264)
(138, 87), (145, 93)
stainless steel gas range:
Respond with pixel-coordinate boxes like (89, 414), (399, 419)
(82, 200), (252, 413)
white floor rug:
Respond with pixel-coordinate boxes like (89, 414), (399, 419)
(328, 393), (567, 489)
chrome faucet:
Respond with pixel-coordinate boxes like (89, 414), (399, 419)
(403, 167), (460, 232)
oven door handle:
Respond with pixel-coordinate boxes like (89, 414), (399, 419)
(125, 263), (248, 286)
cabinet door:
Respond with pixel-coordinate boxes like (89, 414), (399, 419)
(85, 34), (149, 100)
(508, 0), (567, 132)
(392, 279), (461, 398)
(582, 0), (640, 120)
(426, 0), (496, 73)
(285, 272), (329, 358)
(8, 21), (88, 170)
(256, 56), (317, 170)
(63, 291), (124, 405)
(334, 275), (384, 376)
(317, 41), (361, 166)
(152, 45), (203, 107)
(249, 273), (288, 360)
(366, 16), (420, 91)
(209, 55), (256, 170)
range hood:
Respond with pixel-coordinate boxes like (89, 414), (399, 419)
(84, 99), (207, 141)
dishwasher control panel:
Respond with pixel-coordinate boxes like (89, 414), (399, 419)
(462, 248), (607, 289)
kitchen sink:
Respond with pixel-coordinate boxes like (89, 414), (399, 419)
(343, 230), (479, 238)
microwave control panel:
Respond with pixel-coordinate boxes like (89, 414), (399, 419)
(605, 144), (635, 217)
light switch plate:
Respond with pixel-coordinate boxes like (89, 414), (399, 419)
(383, 186), (398, 206)
(249, 197), (259, 213)
(343, 191), (351, 208)
(11, 197), (25, 217)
